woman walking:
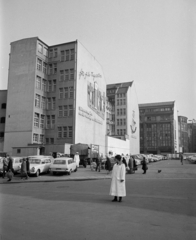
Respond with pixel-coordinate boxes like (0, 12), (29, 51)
(141, 156), (148, 174)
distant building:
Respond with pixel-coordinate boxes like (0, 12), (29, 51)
(178, 116), (188, 153)
(106, 82), (139, 154)
(4, 37), (106, 156)
(188, 120), (196, 152)
(139, 101), (179, 154)
(0, 90), (7, 151)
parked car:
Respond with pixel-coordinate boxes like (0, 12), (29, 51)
(0, 156), (24, 175)
(188, 155), (196, 164)
(28, 156), (52, 177)
(49, 157), (77, 175)
(131, 155), (142, 165)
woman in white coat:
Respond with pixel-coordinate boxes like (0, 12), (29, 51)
(109, 154), (126, 202)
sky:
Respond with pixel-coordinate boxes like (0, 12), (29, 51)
(0, 0), (195, 120)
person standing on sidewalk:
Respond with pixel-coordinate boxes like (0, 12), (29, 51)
(109, 154), (126, 202)
(6, 156), (14, 182)
(2, 154), (9, 178)
(21, 158), (28, 180)
(141, 156), (148, 174)
(105, 154), (112, 174)
(180, 153), (184, 165)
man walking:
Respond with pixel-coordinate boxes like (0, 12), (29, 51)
(2, 154), (9, 178)
(180, 153), (184, 165)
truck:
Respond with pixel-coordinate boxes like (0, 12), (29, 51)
(70, 143), (99, 167)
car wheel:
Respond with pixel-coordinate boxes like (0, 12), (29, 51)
(53, 172), (56, 175)
(74, 167), (77, 172)
(36, 170), (40, 177)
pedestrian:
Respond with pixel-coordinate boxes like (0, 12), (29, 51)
(6, 156), (14, 182)
(74, 152), (80, 168)
(141, 156), (148, 174)
(21, 158), (28, 180)
(109, 154), (126, 202)
(127, 155), (134, 174)
(2, 154), (9, 178)
(180, 153), (183, 165)
(96, 154), (101, 172)
(26, 157), (30, 177)
(105, 154), (112, 174)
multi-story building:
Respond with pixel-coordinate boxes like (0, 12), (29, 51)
(106, 82), (139, 154)
(139, 101), (179, 154)
(178, 116), (188, 153)
(0, 90), (7, 151)
(188, 119), (196, 152)
(4, 37), (106, 156)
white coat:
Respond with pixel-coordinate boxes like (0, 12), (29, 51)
(109, 163), (126, 197)
(74, 154), (80, 167)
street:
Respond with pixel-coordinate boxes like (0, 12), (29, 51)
(0, 160), (196, 240)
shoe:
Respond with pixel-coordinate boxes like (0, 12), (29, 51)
(112, 197), (117, 202)
(7, 179), (11, 182)
(119, 197), (122, 202)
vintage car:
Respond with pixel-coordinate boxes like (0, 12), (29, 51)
(0, 156), (24, 174)
(49, 157), (77, 175)
(28, 156), (52, 177)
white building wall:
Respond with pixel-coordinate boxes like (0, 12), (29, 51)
(174, 101), (179, 153)
(75, 41), (106, 156)
(127, 82), (140, 154)
(106, 136), (130, 156)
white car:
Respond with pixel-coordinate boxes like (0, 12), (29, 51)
(188, 155), (196, 164)
(0, 156), (24, 174)
(49, 157), (77, 175)
(28, 156), (52, 177)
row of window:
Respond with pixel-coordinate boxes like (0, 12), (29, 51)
(117, 118), (126, 126)
(58, 126), (73, 138)
(36, 76), (57, 93)
(34, 113), (56, 129)
(33, 133), (44, 143)
(117, 129), (126, 136)
(117, 99), (126, 106)
(59, 69), (74, 81)
(35, 95), (56, 110)
(140, 107), (172, 113)
(59, 87), (74, 99)
(59, 105), (74, 117)
(117, 108), (126, 116)
(116, 93), (126, 98)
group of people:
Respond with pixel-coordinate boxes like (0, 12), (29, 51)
(2, 154), (30, 182)
(109, 154), (148, 203)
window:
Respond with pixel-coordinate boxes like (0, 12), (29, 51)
(59, 106), (63, 117)
(37, 58), (42, 71)
(117, 109), (119, 116)
(45, 138), (49, 144)
(34, 113), (39, 127)
(69, 105), (73, 116)
(1, 103), (6, 109)
(54, 48), (57, 58)
(41, 96), (46, 109)
(53, 80), (56, 92)
(43, 47), (48, 57)
(43, 62), (47, 74)
(65, 50), (69, 61)
(40, 134), (44, 143)
(68, 126), (72, 138)
(117, 119), (119, 126)
(35, 94), (40, 108)
(17, 149), (21, 154)
(65, 69), (69, 80)
(59, 88), (63, 99)
(42, 79), (47, 92)
(48, 80), (52, 92)
(70, 49), (74, 60)
(49, 49), (53, 58)
(60, 70), (64, 81)
(123, 109), (126, 115)
(40, 115), (45, 129)
(120, 109), (122, 115)
(36, 76), (41, 89)
(47, 98), (51, 110)
(123, 99), (126, 105)
(38, 43), (43, 53)
(69, 87), (74, 98)
(63, 127), (67, 138)
(58, 127), (62, 138)
(0, 117), (5, 123)
(64, 87), (68, 98)
(50, 138), (54, 144)
(120, 119), (122, 126)
(117, 100), (119, 106)
(49, 64), (53, 75)
(61, 51), (64, 61)
(64, 105), (68, 117)
(117, 129), (119, 135)
(51, 115), (55, 128)
(53, 63), (57, 74)
(52, 97), (56, 109)
(33, 133), (39, 142)
(70, 68), (74, 80)
(46, 115), (50, 129)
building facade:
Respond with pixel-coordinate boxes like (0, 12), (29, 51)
(4, 37), (106, 156)
(188, 120), (196, 152)
(178, 116), (188, 153)
(0, 90), (7, 151)
(139, 101), (179, 154)
(106, 82), (139, 154)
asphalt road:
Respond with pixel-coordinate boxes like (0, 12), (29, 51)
(0, 160), (196, 240)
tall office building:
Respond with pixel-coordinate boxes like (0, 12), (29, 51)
(4, 37), (106, 156)
(0, 90), (7, 151)
(139, 101), (179, 154)
(106, 82), (139, 154)
(178, 116), (188, 153)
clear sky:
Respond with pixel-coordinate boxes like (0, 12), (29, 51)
(0, 0), (195, 120)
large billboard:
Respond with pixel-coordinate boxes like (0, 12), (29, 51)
(75, 41), (106, 156)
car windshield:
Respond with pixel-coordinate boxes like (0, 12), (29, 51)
(53, 160), (66, 164)
(29, 159), (41, 164)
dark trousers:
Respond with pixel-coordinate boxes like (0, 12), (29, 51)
(2, 166), (8, 178)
